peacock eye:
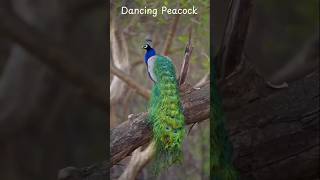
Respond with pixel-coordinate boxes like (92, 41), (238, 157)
(144, 45), (148, 48)
(165, 126), (171, 131)
(173, 129), (178, 134)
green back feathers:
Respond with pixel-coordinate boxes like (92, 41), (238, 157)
(211, 64), (238, 180)
(148, 56), (186, 173)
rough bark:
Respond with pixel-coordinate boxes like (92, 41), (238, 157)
(230, 72), (319, 180)
(219, 0), (253, 78)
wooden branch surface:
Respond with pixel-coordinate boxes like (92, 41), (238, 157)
(230, 72), (319, 179)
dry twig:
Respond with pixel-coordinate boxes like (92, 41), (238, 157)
(118, 142), (155, 180)
(179, 27), (193, 85)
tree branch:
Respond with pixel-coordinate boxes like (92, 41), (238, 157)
(218, 0), (253, 79)
(111, 82), (209, 165)
(0, 5), (106, 108)
(179, 27), (193, 85)
(162, 15), (180, 55)
(110, 65), (151, 99)
(195, 73), (210, 88)
(110, 19), (132, 103)
(59, 69), (319, 180)
(117, 142), (155, 180)
(268, 35), (319, 86)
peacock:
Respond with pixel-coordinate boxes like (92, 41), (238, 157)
(142, 41), (186, 173)
(211, 61), (238, 180)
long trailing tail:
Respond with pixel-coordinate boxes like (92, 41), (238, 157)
(211, 62), (238, 180)
(148, 55), (185, 174)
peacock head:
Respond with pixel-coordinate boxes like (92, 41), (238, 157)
(142, 40), (156, 63)
(142, 43), (152, 50)
(142, 38), (153, 50)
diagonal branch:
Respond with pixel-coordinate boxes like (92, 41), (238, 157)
(110, 82), (210, 165)
(179, 27), (193, 85)
(0, 5), (106, 108)
(117, 142), (155, 180)
(162, 15), (180, 55)
(58, 81), (209, 180)
(218, 0), (253, 79)
(268, 35), (319, 86)
(110, 65), (151, 99)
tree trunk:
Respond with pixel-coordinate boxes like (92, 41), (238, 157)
(228, 72), (319, 180)
(0, 1), (106, 180)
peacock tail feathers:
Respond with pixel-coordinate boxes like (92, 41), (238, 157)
(211, 63), (238, 180)
(148, 55), (186, 174)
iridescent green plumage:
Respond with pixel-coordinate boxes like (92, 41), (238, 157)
(211, 63), (238, 180)
(148, 55), (185, 173)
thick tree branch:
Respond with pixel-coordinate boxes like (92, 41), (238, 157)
(110, 82), (210, 165)
(58, 82), (209, 180)
(230, 72), (319, 180)
(59, 69), (319, 180)
(0, 5), (106, 108)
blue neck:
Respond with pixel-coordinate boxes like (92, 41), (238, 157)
(144, 48), (156, 63)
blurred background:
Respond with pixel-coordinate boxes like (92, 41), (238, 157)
(214, 0), (319, 179)
(0, 0), (107, 180)
(214, 0), (319, 83)
(110, 0), (210, 179)
(0, 0), (318, 179)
